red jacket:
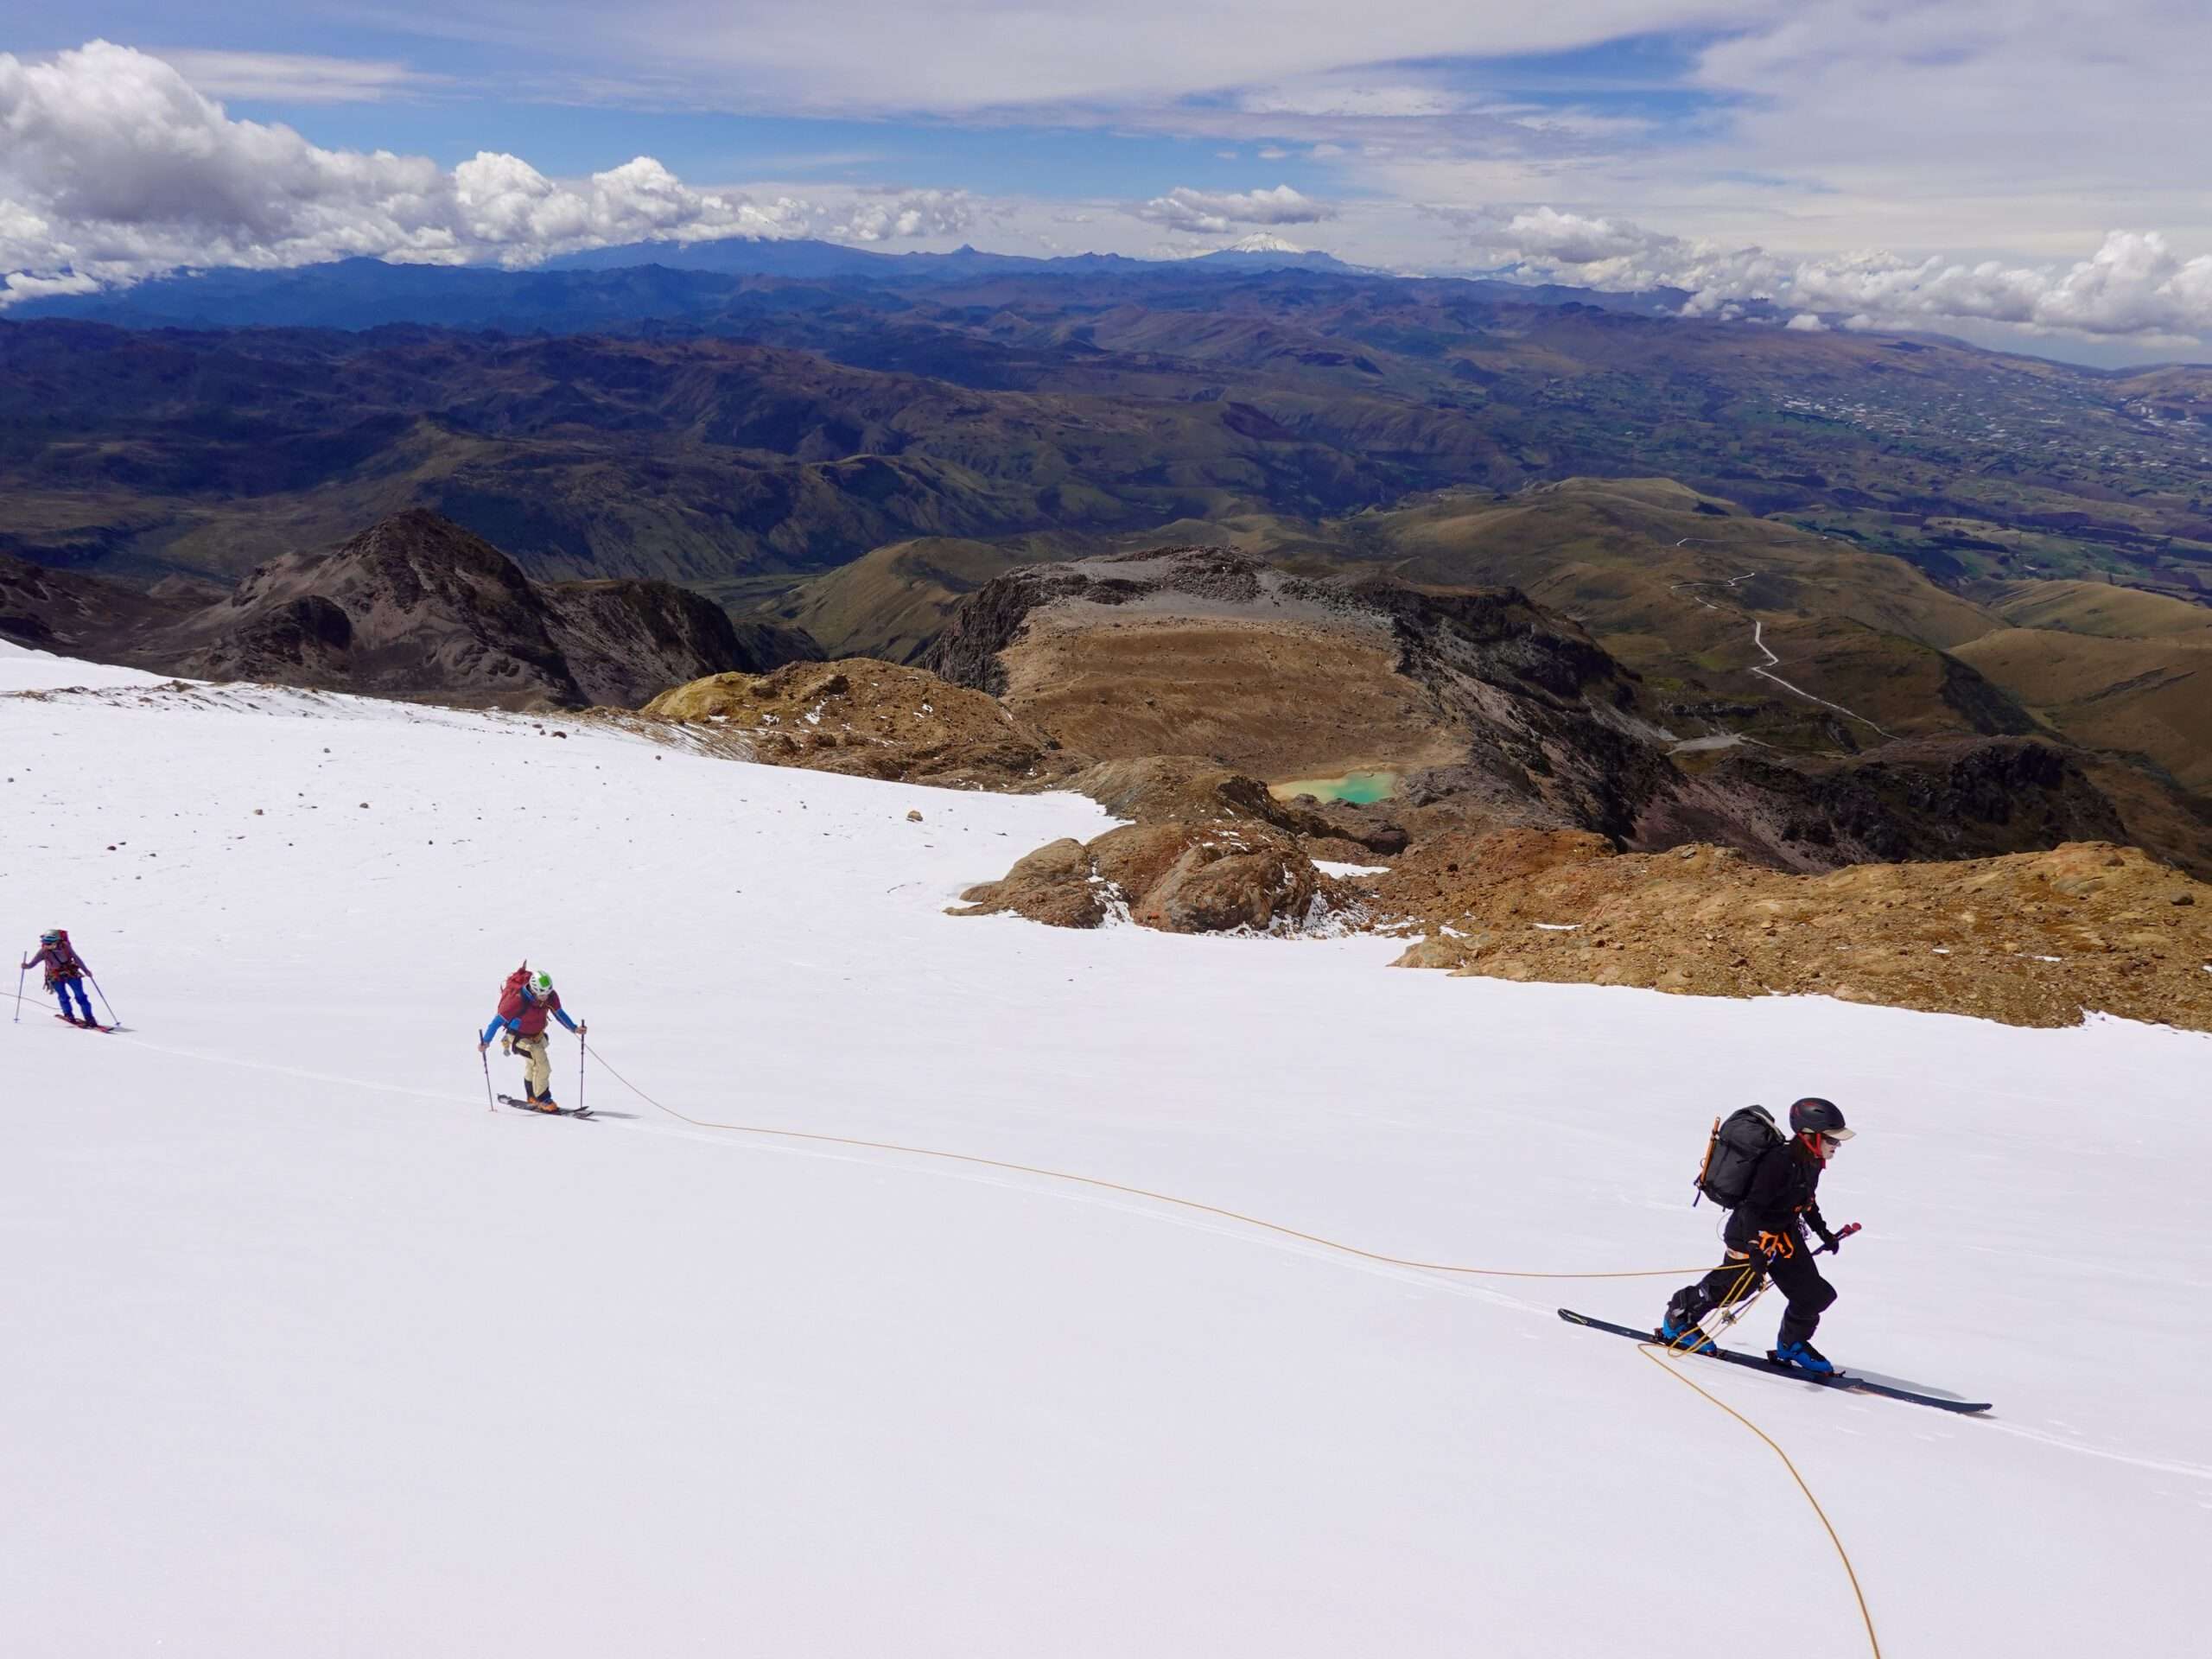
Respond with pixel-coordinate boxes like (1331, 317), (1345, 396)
(496, 986), (564, 1038)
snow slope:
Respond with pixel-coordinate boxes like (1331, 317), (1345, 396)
(3, 664), (2206, 1657)
(0, 635), (175, 693)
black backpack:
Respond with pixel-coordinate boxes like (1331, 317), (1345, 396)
(1693, 1106), (1783, 1208)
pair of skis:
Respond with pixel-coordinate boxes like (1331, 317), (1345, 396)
(1558, 1309), (1991, 1414)
(497, 1094), (594, 1120)
(53, 1014), (122, 1033)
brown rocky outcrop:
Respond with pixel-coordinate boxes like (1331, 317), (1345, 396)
(1362, 830), (2212, 1031)
(645, 657), (1071, 787)
(954, 822), (1334, 935)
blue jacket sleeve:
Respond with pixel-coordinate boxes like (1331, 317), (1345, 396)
(482, 1014), (513, 1044)
(553, 1007), (581, 1033)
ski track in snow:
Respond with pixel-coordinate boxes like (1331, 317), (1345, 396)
(5, 664), (2209, 1656)
(110, 1021), (2212, 1483)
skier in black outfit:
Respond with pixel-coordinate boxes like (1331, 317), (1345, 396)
(1661, 1098), (1857, 1373)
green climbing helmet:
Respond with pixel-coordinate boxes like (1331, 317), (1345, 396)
(530, 970), (554, 998)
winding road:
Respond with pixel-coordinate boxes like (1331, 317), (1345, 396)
(1665, 565), (1897, 741)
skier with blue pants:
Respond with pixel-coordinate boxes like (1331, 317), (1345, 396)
(24, 929), (97, 1027)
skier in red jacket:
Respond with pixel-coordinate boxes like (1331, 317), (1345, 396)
(479, 968), (584, 1110)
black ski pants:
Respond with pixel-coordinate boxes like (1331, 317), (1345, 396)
(1671, 1235), (1835, 1347)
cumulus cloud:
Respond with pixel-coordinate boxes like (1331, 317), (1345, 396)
(823, 188), (980, 243)
(1136, 184), (1335, 235)
(1478, 208), (2212, 342)
(0, 41), (803, 304)
(1783, 312), (1827, 332)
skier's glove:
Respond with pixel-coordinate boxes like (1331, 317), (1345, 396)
(477, 1039), (489, 1053)
(578, 1020), (588, 1037)
(1819, 1223), (1862, 1255)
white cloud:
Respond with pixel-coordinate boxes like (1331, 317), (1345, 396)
(1236, 75), (1466, 120)
(155, 50), (442, 105)
(1783, 312), (1826, 332)
(0, 41), (804, 303)
(1136, 184), (1336, 236)
(824, 188), (980, 244)
(1474, 208), (2212, 342)
(526, 2), (1737, 114)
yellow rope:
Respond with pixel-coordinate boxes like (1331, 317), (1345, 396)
(1639, 1341), (1882, 1658)
(1662, 1260), (1765, 1354)
(588, 1045), (1874, 1654)
(586, 1046), (1714, 1281)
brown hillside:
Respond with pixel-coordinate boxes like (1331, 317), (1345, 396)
(770, 537), (1034, 663)
(1951, 628), (2212, 792)
(1374, 830), (2212, 1033)
(1975, 578), (2212, 639)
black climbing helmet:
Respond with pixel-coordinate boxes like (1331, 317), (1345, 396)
(1789, 1096), (1853, 1141)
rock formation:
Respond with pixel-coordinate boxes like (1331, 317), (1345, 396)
(953, 822), (1335, 935)
(644, 658), (1064, 787)
(0, 512), (819, 709)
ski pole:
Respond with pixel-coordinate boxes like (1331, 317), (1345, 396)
(11, 962), (23, 1025)
(480, 1040), (496, 1113)
(88, 975), (118, 1027)
(578, 1029), (587, 1116)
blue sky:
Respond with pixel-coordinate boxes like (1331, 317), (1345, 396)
(3, 4), (2209, 361)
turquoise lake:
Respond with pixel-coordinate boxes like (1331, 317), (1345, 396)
(1268, 770), (1400, 805)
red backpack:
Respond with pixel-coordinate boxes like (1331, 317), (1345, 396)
(497, 963), (530, 1021)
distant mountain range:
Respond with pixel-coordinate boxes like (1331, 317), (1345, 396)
(9, 237), (1636, 334)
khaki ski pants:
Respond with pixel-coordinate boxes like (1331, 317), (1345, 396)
(514, 1033), (553, 1096)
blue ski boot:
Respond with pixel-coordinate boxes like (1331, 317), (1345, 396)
(1657, 1315), (1718, 1356)
(1771, 1339), (1835, 1375)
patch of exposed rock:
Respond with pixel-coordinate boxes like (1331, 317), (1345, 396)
(1064, 755), (1407, 855)
(1368, 830), (2212, 1032)
(953, 822), (1338, 934)
(644, 658), (1071, 787)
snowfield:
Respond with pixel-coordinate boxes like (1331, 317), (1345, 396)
(3, 658), (2207, 1658)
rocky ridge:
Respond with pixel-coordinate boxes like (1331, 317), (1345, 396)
(0, 512), (820, 709)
